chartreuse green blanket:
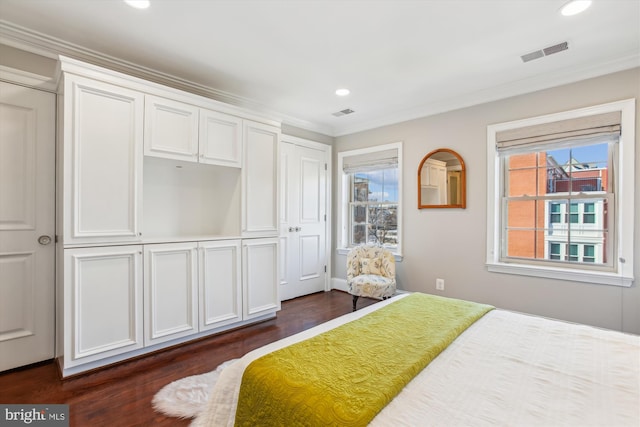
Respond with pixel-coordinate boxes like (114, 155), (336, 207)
(235, 293), (493, 427)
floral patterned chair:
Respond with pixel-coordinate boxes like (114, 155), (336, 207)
(346, 244), (396, 311)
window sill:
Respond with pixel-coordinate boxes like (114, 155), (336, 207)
(337, 247), (403, 262)
(487, 262), (633, 287)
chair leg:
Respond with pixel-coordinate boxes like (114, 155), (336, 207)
(352, 295), (359, 311)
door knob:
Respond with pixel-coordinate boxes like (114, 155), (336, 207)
(289, 227), (295, 232)
(38, 235), (52, 245)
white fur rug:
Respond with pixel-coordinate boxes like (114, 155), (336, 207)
(152, 359), (237, 419)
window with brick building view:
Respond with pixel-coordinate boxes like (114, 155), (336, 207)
(339, 142), (402, 253)
(504, 141), (611, 267)
(350, 168), (398, 248)
(488, 100), (633, 286)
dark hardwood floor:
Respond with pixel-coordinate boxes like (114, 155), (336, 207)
(0, 290), (377, 427)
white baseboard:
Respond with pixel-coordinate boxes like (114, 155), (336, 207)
(331, 277), (348, 292)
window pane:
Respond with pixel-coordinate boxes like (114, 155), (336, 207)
(549, 202), (561, 223)
(505, 229), (546, 260)
(352, 224), (367, 245)
(547, 142), (609, 194)
(583, 202), (595, 224)
(368, 204), (398, 246)
(353, 168), (398, 203)
(353, 177), (368, 202)
(583, 245), (595, 262)
(568, 244), (578, 262)
(506, 200), (536, 228)
(507, 153), (545, 197)
(584, 245), (595, 257)
(569, 203), (579, 223)
(502, 139), (613, 267)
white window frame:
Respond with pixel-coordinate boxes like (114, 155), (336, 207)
(337, 142), (403, 258)
(486, 99), (635, 287)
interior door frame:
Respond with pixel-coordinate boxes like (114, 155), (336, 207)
(0, 65), (58, 371)
(280, 135), (332, 292)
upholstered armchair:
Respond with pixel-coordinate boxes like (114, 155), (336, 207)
(346, 244), (396, 311)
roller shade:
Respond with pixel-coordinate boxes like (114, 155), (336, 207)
(496, 111), (621, 153)
(342, 148), (398, 173)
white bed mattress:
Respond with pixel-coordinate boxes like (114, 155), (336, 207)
(192, 294), (640, 427)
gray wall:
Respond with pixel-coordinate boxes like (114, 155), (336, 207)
(281, 124), (334, 146)
(0, 44), (57, 77)
(332, 68), (640, 334)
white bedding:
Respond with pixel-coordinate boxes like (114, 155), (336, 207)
(192, 294), (640, 427)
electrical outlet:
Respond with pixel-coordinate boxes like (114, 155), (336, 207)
(436, 278), (445, 291)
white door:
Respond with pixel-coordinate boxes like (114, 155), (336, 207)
(279, 140), (328, 300)
(0, 82), (55, 371)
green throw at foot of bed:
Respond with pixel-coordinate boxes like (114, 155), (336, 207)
(235, 293), (494, 427)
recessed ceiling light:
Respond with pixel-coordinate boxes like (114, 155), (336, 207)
(560, 0), (592, 16)
(335, 88), (350, 97)
(124, 0), (150, 9)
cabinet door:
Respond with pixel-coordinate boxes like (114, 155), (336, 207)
(243, 238), (280, 320)
(64, 246), (143, 368)
(63, 75), (143, 244)
(242, 121), (280, 237)
(199, 109), (243, 168)
(144, 95), (199, 162)
(144, 242), (198, 345)
(199, 240), (242, 331)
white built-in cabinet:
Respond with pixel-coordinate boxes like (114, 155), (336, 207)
(63, 75), (144, 245)
(63, 245), (143, 368)
(243, 238), (279, 319)
(57, 57), (280, 376)
(144, 242), (198, 346)
(144, 95), (199, 162)
(145, 95), (243, 168)
(242, 121), (280, 237)
(199, 240), (243, 330)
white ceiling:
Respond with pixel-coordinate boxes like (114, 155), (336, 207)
(0, 0), (638, 137)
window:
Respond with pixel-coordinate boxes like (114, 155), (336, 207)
(338, 142), (402, 256)
(487, 99), (635, 287)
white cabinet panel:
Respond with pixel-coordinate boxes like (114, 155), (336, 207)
(64, 246), (143, 367)
(242, 121), (280, 237)
(199, 109), (243, 168)
(63, 75), (143, 244)
(199, 240), (242, 331)
(144, 95), (199, 162)
(243, 238), (280, 320)
(144, 242), (198, 345)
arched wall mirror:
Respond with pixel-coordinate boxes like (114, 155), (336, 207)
(418, 148), (466, 209)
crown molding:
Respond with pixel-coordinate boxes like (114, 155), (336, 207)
(332, 53), (640, 137)
(0, 20), (335, 136)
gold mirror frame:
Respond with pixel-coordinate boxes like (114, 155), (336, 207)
(417, 148), (466, 209)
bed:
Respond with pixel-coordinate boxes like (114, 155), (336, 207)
(192, 293), (640, 427)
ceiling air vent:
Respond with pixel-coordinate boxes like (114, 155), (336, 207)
(521, 41), (569, 63)
(332, 108), (355, 117)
